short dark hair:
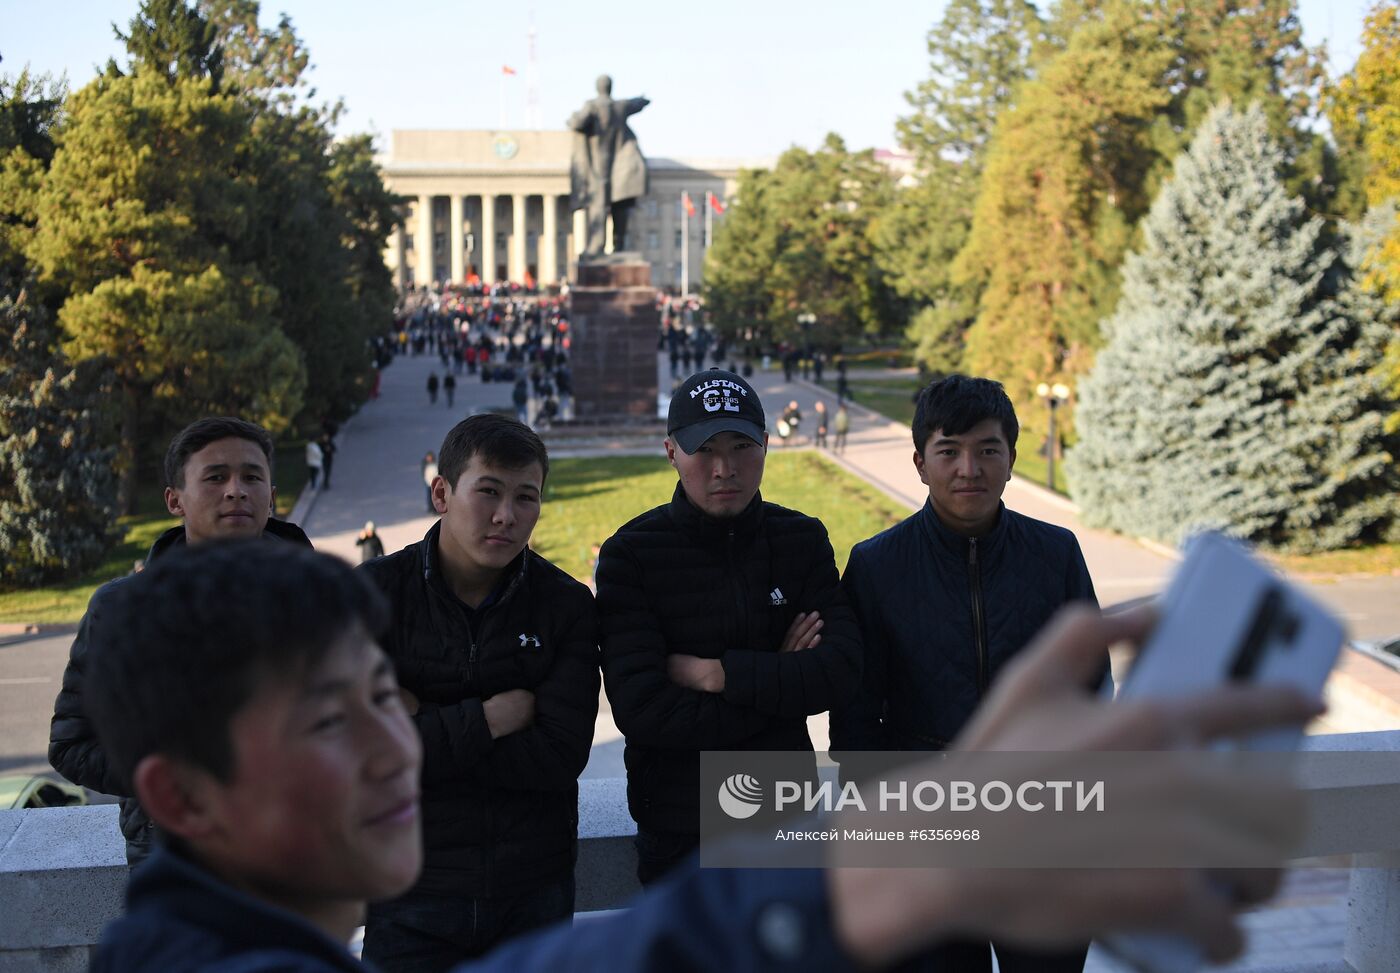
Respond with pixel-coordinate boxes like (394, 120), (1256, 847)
(164, 417), (275, 488)
(86, 542), (389, 787)
(438, 414), (549, 490)
(911, 374), (1019, 453)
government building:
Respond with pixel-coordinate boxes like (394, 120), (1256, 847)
(378, 129), (772, 293)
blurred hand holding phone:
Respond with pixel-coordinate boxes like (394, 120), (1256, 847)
(1102, 531), (1345, 972)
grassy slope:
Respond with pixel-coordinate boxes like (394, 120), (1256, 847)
(532, 452), (910, 584)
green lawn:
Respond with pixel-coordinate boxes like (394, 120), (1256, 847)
(0, 442), (312, 624)
(531, 452), (910, 584)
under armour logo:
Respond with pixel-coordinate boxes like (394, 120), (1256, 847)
(769, 588), (787, 606)
(519, 634), (541, 648)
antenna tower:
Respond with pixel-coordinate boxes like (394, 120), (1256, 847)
(526, 14), (541, 130)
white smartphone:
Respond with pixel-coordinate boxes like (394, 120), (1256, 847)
(1101, 531), (1347, 973)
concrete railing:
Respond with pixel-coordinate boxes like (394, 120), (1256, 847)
(3, 733), (1398, 972)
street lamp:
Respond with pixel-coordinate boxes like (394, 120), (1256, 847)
(1035, 381), (1071, 491)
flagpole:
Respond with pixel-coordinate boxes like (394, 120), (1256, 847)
(681, 192), (690, 298)
(499, 72), (505, 128)
(704, 191), (713, 251)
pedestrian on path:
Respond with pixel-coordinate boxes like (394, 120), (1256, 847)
(427, 373), (440, 405)
(780, 400), (802, 446)
(444, 373), (456, 408)
(834, 402), (850, 454)
(513, 376), (530, 425)
(355, 520), (385, 562)
(318, 433), (336, 491)
(305, 438), (323, 490)
(813, 400), (829, 449)
(421, 451), (438, 512)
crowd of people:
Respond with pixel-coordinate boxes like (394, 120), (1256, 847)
(48, 368), (1319, 973)
(391, 288), (574, 428)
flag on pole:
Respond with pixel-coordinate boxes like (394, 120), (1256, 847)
(501, 65), (517, 76)
(683, 191), (696, 217)
(709, 193), (726, 215)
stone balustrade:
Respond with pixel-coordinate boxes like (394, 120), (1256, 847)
(2, 732), (1397, 972)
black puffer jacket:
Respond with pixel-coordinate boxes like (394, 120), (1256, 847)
(830, 501), (1103, 752)
(358, 522), (599, 898)
(49, 520), (313, 856)
(597, 484), (861, 834)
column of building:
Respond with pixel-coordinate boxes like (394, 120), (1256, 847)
(510, 194), (527, 284)
(449, 195), (465, 284)
(392, 223), (407, 291)
(480, 194), (496, 284)
(415, 194), (434, 288)
(540, 194), (558, 286)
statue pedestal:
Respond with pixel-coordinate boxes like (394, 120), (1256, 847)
(569, 255), (659, 421)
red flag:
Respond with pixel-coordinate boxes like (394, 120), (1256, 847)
(683, 191), (696, 218)
(708, 192), (726, 215)
(501, 65), (517, 76)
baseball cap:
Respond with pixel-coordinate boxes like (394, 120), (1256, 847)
(667, 368), (767, 454)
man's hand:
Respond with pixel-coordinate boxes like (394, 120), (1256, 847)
(483, 689), (536, 739)
(398, 687), (419, 717)
(779, 611), (823, 652)
(667, 654), (725, 693)
(827, 604), (1323, 969)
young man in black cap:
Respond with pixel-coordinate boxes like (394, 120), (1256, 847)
(596, 368), (863, 885)
(830, 374), (1107, 973)
(357, 414), (599, 969)
(49, 416), (311, 865)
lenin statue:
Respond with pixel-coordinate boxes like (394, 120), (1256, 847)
(568, 75), (649, 256)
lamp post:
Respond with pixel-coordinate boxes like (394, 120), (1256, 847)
(1035, 382), (1071, 491)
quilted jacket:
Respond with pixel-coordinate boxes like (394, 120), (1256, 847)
(830, 501), (1104, 752)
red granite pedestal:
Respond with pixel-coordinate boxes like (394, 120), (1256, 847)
(569, 255), (659, 422)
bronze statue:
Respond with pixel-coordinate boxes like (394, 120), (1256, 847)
(568, 75), (649, 256)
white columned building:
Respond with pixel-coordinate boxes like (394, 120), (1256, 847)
(380, 129), (766, 292)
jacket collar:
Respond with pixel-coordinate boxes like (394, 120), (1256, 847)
(917, 499), (1009, 560)
(146, 518), (314, 563)
(419, 520), (528, 608)
(666, 480), (765, 543)
(117, 845), (362, 971)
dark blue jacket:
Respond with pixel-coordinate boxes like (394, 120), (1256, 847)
(93, 847), (852, 972)
(830, 501), (1102, 752)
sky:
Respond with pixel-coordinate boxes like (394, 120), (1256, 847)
(0, 0), (1372, 160)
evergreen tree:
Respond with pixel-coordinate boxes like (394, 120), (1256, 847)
(0, 288), (120, 586)
(706, 135), (900, 348)
(27, 69), (304, 510)
(111, 0), (223, 87)
(1067, 103), (1400, 552)
(956, 0), (1331, 447)
(881, 0), (1042, 374)
(1328, 1), (1400, 431)
(0, 65), (65, 293)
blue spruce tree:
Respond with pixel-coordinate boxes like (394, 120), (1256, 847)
(0, 288), (121, 585)
(1067, 102), (1399, 552)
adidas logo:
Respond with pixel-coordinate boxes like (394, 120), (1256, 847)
(769, 588), (787, 606)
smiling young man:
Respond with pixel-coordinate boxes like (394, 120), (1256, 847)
(87, 541), (421, 972)
(357, 414), (599, 970)
(596, 367), (862, 885)
(830, 374), (1105, 973)
(50, 416), (312, 865)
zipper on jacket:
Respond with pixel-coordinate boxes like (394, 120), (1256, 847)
(727, 530), (747, 650)
(969, 538), (988, 695)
